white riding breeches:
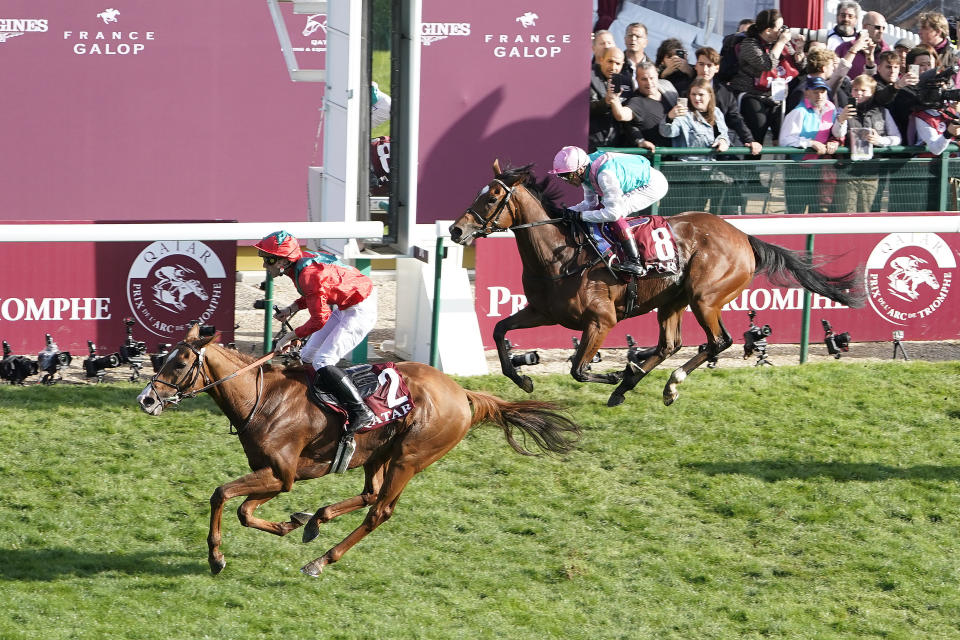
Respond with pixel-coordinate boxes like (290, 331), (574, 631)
(299, 289), (378, 369)
(621, 167), (669, 216)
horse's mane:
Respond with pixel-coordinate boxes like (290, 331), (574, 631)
(197, 337), (284, 372)
(496, 163), (567, 219)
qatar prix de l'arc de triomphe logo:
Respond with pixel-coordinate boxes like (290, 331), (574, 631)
(127, 241), (226, 340)
(865, 232), (955, 326)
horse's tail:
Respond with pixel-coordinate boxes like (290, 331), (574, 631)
(464, 390), (581, 456)
(748, 235), (865, 308)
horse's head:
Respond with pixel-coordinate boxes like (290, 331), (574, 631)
(137, 323), (218, 416)
(449, 159), (552, 245)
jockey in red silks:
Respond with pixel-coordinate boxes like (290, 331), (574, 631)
(549, 145), (669, 276)
(254, 230), (378, 473)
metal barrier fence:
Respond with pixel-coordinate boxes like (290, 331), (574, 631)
(599, 145), (960, 216)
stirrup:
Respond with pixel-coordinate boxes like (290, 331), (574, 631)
(330, 434), (356, 474)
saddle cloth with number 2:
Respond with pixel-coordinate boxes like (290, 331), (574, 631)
(306, 362), (414, 432)
(589, 215), (680, 276)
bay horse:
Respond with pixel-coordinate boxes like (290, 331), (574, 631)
(448, 161), (864, 407)
(137, 323), (581, 576)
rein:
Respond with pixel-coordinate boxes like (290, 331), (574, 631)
(148, 343), (276, 434)
(465, 178), (597, 280)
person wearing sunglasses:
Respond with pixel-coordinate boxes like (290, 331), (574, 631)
(548, 145), (668, 277)
(254, 230), (378, 472)
(836, 11), (890, 79)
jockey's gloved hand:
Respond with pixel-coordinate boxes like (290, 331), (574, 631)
(562, 209), (582, 223)
(273, 331), (297, 354)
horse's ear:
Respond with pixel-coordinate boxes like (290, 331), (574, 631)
(197, 332), (218, 348)
(492, 159), (502, 177)
(185, 323), (200, 340)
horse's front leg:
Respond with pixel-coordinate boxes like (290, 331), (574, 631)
(569, 322), (622, 385)
(493, 307), (553, 393)
(208, 467), (286, 575)
(609, 304), (685, 407)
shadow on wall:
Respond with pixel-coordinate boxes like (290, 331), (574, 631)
(418, 87), (588, 224)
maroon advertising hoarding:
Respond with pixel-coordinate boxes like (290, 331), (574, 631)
(417, 1), (590, 224)
(1, 1), (322, 223)
(0, 229), (235, 355)
(474, 219), (959, 349)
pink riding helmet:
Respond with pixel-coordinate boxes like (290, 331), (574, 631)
(548, 146), (589, 174)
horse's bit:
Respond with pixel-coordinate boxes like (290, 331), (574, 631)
(146, 340), (265, 432)
(464, 178), (567, 239)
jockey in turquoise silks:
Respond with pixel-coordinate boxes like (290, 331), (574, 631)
(549, 145), (669, 276)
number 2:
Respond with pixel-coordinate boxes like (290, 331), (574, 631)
(377, 368), (408, 408)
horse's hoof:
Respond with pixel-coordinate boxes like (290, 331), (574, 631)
(290, 511), (313, 527)
(300, 559), (325, 577)
(518, 375), (534, 393)
(209, 554), (226, 575)
(663, 390), (678, 406)
(607, 393), (625, 407)
(302, 518), (321, 543)
(607, 371), (624, 384)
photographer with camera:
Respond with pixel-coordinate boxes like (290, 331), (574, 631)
(889, 47), (939, 143)
(589, 46), (634, 152)
(727, 9), (801, 158)
(655, 38), (694, 96)
(836, 12), (890, 80)
(909, 71), (960, 157)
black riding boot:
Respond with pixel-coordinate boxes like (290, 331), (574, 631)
(315, 365), (376, 473)
(615, 229), (646, 277)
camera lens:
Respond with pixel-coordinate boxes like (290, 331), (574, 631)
(509, 351), (539, 367)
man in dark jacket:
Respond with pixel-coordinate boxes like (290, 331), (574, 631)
(589, 46), (634, 151)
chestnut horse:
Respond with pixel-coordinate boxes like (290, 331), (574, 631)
(137, 324), (581, 576)
(448, 161), (864, 407)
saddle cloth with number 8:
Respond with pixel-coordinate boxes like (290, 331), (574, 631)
(591, 215), (680, 276)
(306, 362), (415, 432)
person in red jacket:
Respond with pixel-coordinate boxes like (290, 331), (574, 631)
(254, 230), (378, 473)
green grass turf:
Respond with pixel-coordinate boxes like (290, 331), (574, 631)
(0, 361), (958, 639)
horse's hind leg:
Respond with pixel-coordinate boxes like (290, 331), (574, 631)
(608, 305), (685, 407)
(569, 323), (623, 385)
(301, 461), (417, 576)
(663, 303), (732, 406)
(300, 465), (384, 543)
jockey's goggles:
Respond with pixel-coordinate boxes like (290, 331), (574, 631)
(258, 251), (285, 266)
(556, 171), (578, 183)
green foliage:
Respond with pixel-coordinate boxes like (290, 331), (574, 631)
(1, 362), (959, 638)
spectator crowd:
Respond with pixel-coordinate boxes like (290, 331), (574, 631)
(588, 5), (960, 213)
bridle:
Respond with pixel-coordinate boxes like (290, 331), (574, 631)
(463, 178), (564, 239)
(146, 340), (270, 432)
(463, 178), (517, 237)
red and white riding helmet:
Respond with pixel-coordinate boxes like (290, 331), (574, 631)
(548, 145), (589, 175)
(254, 230), (303, 262)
